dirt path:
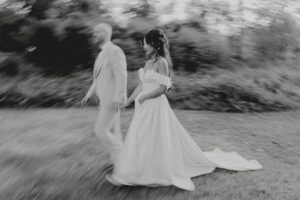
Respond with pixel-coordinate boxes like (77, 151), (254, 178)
(0, 108), (299, 200)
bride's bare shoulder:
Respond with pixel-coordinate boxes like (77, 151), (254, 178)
(156, 57), (168, 76)
(157, 56), (168, 66)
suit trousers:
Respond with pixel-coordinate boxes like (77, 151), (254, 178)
(94, 104), (123, 163)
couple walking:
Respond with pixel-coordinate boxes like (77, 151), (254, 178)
(81, 23), (262, 191)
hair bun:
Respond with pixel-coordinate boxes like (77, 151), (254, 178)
(145, 29), (169, 56)
(160, 37), (166, 43)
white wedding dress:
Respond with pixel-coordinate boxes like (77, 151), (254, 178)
(108, 67), (263, 191)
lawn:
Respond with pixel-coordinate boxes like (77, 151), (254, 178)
(0, 108), (299, 200)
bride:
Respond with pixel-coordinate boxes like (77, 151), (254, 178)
(106, 29), (263, 191)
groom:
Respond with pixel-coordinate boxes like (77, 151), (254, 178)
(82, 23), (127, 165)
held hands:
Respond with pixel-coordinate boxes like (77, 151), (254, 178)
(112, 102), (123, 112)
(121, 100), (131, 108)
(119, 96), (148, 108)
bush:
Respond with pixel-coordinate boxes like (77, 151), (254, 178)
(22, 92), (67, 107)
(0, 2), (300, 112)
(0, 86), (25, 107)
(166, 26), (220, 71)
(114, 37), (146, 70)
(0, 58), (19, 76)
(166, 68), (300, 112)
(0, 67), (299, 112)
(0, 9), (30, 52)
(25, 19), (96, 75)
(0, 85), (66, 108)
(168, 83), (292, 112)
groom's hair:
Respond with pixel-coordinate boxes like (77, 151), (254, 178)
(94, 23), (112, 40)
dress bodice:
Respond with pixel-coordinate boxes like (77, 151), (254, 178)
(138, 68), (172, 93)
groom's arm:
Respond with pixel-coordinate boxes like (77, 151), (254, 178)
(85, 63), (98, 98)
(111, 48), (127, 104)
(82, 71), (96, 105)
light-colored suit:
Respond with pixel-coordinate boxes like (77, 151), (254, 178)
(87, 41), (127, 163)
(89, 41), (127, 105)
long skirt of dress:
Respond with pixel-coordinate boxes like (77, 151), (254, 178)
(110, 94), (263, 191)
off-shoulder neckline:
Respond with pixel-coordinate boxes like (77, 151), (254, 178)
(140, 68), (171, 79)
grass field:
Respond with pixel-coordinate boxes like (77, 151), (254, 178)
(0, 108), (299, 200)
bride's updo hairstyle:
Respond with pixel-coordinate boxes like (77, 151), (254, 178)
(144, 29), (173, 76)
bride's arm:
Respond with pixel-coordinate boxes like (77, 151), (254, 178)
(138, 84), (167, 104)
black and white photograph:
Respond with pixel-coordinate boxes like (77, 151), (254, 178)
(0, 0), (299, 199)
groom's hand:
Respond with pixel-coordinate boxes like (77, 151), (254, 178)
(112, 102), (122, 112)
(81, 95), (90, 105)
(121, 100), (131, 108)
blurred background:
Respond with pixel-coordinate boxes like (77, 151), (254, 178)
(1, 2), (300, 199)
(1, 0), (300, 112)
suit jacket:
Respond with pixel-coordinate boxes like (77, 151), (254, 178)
(87, 41), (127, 107)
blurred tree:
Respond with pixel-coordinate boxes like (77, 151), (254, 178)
(124, 0), (155, 18)
(0, 8), (31, 52)
(252, 14), (299, 62)
(28, 0), (56, 19)
(0, 58), (19, 76)
(125, 0), (158, 33)
(1, 0), (300, 75)
(25, 19), (96, 75)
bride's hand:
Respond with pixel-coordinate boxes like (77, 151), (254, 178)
(138, 96), (146, 104)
